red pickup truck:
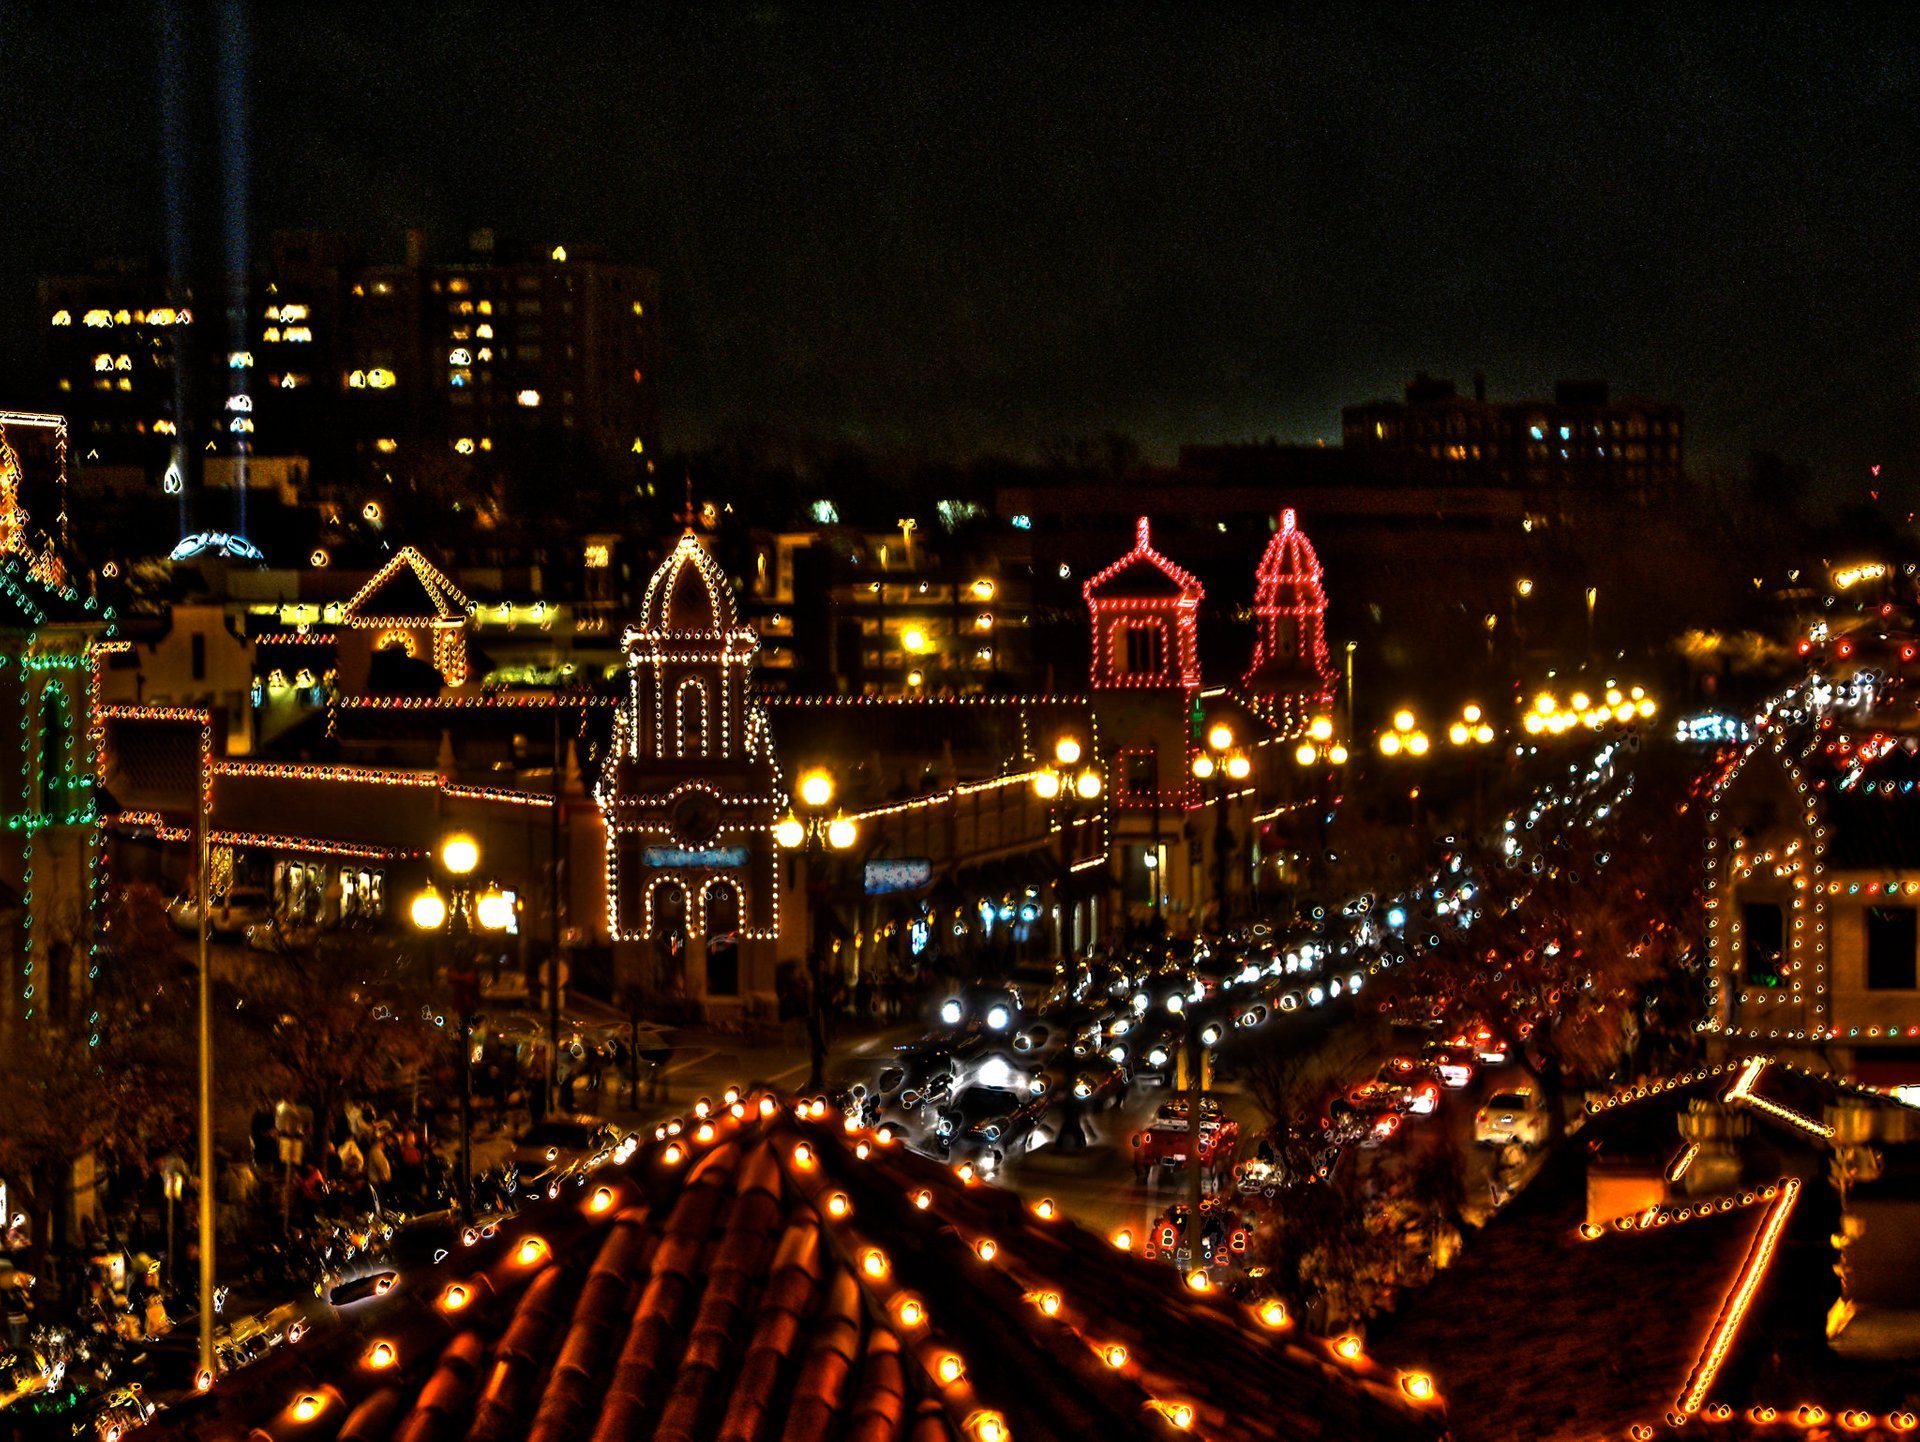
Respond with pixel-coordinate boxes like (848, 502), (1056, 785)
(1130, 1096), (1240, 1186)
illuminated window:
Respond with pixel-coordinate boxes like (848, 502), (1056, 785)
(448, 348), (471, 365)
(674, 678), (709, 757)
(631, 301), (645, 316)
(475, 323), (494, 339)
(263, 327), (282, 343)
(92, 354), (113, 373)
(279, 303), (309, 321)
(1741, 902), (1784, 988)
(366, 368), (396, 389)
(82, 309), (112, 328)
(283, 326), (313, 343)
(516, 389), (541, 407)
(374, 438), (398, 454)
(454, 437), (475, 455)
(1122, 623), (1165, 676)
(49, 310), (71, 326)
(1866, 906), (1917, 991)
(228, 351), (253, 369)
(583, 543), (610, 568)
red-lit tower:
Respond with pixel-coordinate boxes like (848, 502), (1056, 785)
(1243, 508), (1335, 732)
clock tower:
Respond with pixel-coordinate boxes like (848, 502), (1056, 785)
(598, 528), (782, 1008)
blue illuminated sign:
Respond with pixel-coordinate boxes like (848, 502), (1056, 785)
(864, 858), (933, 895)
(642, 845), (748, 869)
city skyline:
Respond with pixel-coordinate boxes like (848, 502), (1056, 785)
(2, 6), (1915, 504)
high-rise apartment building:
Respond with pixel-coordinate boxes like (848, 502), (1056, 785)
(37, 230), (659, 510)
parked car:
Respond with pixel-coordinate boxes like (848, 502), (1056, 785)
(933, 1086), (1050, 1172)
(1419, 1041), (1477, 1089)
(1130, 1096), (1239, 1184)
(1475, 1086), (1550, 1148)
(169, 886), (274, 937)
(1061, 1055), (1130, 1111)
(245, 920), (319, 954)
(1373, 1058), (1442, 1116)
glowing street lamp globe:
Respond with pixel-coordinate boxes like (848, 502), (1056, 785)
(1406, 732), (1431, 757)
(475, 885), (513, 931)
(774, 813), (806, 849)
(798, 769), (834, 810)
(1294, 742), (1318, 766)
(826, 814), (858, 851)
(1307, 716), (1334, 743)
(1379, 732), (1403, 758)
(1392, 709), (1416, 734)
(1054, 736), (1083, 766)
(1328, 743), (1349, 765)
(410, 886), (447, 932)
(1033, 770), (1063, 800)
(1449, 722), (1471, 746)
(1206, 722), (1234, 753)
(1075, 768), (1102, 800)
(1191, 754), (1216, 780)
(1225, 753), (1252, 781)
(442, 834), (480, 876)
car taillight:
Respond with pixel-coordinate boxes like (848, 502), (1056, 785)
(1160, 1225), (1177, 1249)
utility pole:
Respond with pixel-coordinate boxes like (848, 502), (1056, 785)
(1184, 1021), (1204, 1272)
(194, 734), (215, 1380)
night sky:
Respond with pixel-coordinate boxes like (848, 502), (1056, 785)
(3, 4), (1916, 498)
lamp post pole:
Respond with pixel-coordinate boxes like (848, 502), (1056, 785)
(780, 770), (858, 1091)
(1032, 736), (1101, 959)
(1191, 722), (1248, 936)
(412, 835), (510, 1224)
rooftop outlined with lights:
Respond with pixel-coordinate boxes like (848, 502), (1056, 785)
(1373, 1060), (1920, 1442)
(146, 1094), (1445, 1442)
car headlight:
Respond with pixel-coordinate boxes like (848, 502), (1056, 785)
(983, 1125), (1001, 1141)
(986, 1005), (1011, 1031)
(1148, 1048), (1169, 1067)
(940, 1000), (963, 1026)
(1108, 1045), (1127, 1064)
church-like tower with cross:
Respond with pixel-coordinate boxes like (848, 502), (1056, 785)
(596, 523), (783, 1006)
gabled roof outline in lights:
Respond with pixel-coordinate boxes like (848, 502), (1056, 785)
(1081, 516), (1203, 602)
(341, 545), (473, 627)
(636, 528), (746, 638)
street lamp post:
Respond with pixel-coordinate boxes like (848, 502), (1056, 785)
(1378, 708), (1431, 828)
(1191, 722), (1250, 934)
(776, 769), (859, 1090)
(411, 833), (511, 1222)
(1290, 714), (1349, 894)
(1032, 734), (1103, 957)
(1446, 703), (1498, 835)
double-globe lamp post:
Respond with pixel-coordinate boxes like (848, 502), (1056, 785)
(1031, 735), (1102, 957)
(410, 833), (513, 1222)
(776, 769), (858, 1090)
(1191, 722), (1251, 933)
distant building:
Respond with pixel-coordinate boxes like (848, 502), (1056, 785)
(742, 524), (1031, 697)
(1341, 373), (1682, 503)
(37, 229), (659, 507)
(1703, 673), (1920, 1086)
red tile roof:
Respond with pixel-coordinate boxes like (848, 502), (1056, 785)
(150, 1097), (1445, 1442)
